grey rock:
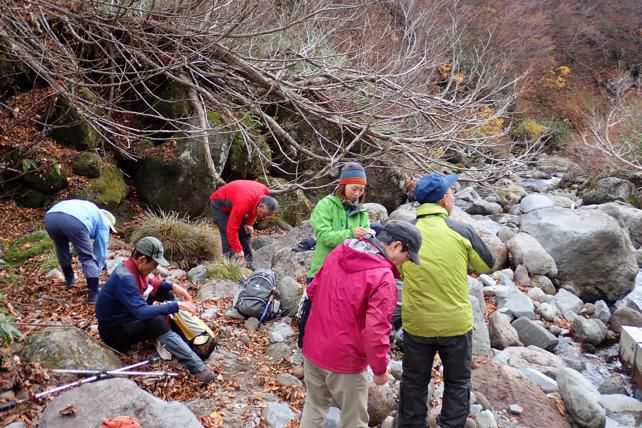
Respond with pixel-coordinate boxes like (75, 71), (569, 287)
(557, 367), (605, 428)
(165, 269), (187, 282)
(599, 393), (642, 419)
(224, 308), (245, 320)
(492, 345), (566, 379)
(548, 324), (562, 336)
(507, 403), (523, 415)
(471, 296), (492, 357)
(618, 278), (642, 313)
(532, 275), (556, 295)
(269, 331), (285, 343)
(276, 373), (302, 387)
(468, 276), (486, 315)
(479, 274), (496, 287)
(520, 368), (558, 393)
(456, 187), (481, 203)
(277, 276), (303, 317)
(514, 265), (531, 286)
(469, 403), (483, 417)
(573, 317), (607, 345)
(389, 202), (419, 223)
(598, 374), (629, 395)
(253, 235), (274, 250)
(475, 410), (498, 428)
(367, 382), (397, 426)
(363, 203), (389, 224)
(496, 288), (535, 320)
(537, 302), (561, 322)
(609, 305), (642, 333)
(511, 317), (558, 351)
(593, 300), (611, 324)
(497, 226), (517, 244)
(521, 207), (638, 301)
(271, 322), (295, 340)
(637, 248), (642, 267)
(492, 268), (515, 285)
(520, 193), (555, 213)
(266, 343), (292, 361)
(21, 327), (122, 370)
(552, 289), (583, 315)
(553, 337), (586, 371)
(590, 202), (642, 248)
(263, 402), (296, 428)
(198, 279), (238, 300)
(244, 318), (260, 332)
(528, 287), (551, 303)
(582, 177), (637, 206)
(4, 422), (27, 428)
(187, 265), (208, 284)
(495, 178), (528, 206)
(38, 378), (201, 428)
(506, 232), (558, 277)
(450, 207), (508, 270)
(272, 247), (312, 284)
(46, 268), (65, 282)
(323, 407), (342, 428)
(467, 199), (503, 215)
(489, 311), (522, 350)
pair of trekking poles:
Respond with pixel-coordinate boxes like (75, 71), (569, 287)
(0, 356), (177, 412)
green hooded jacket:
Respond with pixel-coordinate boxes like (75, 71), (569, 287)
(307, 194), (370, 278)
(401, 203), (495, 337)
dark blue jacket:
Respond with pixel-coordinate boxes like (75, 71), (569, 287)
(96, 262), (178, 323)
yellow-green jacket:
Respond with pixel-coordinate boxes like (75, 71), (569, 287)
(307, 194), (370, 278)
(401, 203), (494, 337)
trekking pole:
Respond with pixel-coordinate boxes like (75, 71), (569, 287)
(259, 291), (276, 323)
(0, 356), (159, 412)
(52, 369), (178, 377)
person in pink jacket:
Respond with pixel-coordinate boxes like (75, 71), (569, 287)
(301, 220), (422, 428)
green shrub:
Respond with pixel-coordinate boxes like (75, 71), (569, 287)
(0, 292), (22, 345)
(542, 118), (572, 146)
(130, 210), (222, 269)
(510, 118), (548, 141)
(4, 230), (53, 266)
(206, 256), (248, 282)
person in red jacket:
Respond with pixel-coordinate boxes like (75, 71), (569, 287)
(300, 220), (422, 428)
(209, 180), (278, 267)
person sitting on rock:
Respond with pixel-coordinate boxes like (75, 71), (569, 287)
(209, 180), (279, 268)
(95, 236), (215, 383)
(44, 199), (117, 304)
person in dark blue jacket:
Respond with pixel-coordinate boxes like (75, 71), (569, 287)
(96, 236), (215, 383)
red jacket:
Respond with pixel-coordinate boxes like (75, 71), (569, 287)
(209, 180), (270, 253)
(302, 239), (399, 375)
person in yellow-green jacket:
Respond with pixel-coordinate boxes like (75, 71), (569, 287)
(396, 173), (495, 428)
(307, 162), (374, 280)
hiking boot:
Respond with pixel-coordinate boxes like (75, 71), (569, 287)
(61, 265), (75, 289)
(154, 339), (172, 360)
(194, 366), (215, 383)
(87, 277), (99, 305)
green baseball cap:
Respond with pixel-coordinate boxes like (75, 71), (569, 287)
(135, 236), (169, 266)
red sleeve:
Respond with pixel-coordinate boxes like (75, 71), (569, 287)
(226, 200), (253, 253)
(362, 272), (397, 375)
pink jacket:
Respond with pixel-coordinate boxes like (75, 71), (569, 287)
(302, 239), (399, 375)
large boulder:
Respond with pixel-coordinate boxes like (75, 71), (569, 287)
(38, 378), (201, 428)
(450, 207), (508, 270)
(197, 279), (238, 300)
(263, 177), (313, 227)
(492, 346), (566, 379)
(572, 317), (607, 345)
(520, 207), (638, 301)
(582, 177), (637, 205)
(43, 93), (101, 150)
(471, 296), (492, 357)
(21, 327), (122, 370)
(75, 165), (128, 210)
(271, 246), (313, 282)
(72, 152), (102, 178)
(586, 202), (642, 248)
(472, 362), (570, 428)
(511, 317), (558, 352)
(506, 233), (557, 277)
(556, 368), (606, 428)
(363, 203), (389, 224)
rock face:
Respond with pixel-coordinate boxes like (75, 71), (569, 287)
(556, 367), (606, 428)
(38, 378), (202, 428)
(21, 327), (122, 370)
(521, 207), (638, 301)
(472, 362), (570, 428)
(506, 233), (557, 276)
(582, 177), (637, 205)
(589, 202), (642, 248)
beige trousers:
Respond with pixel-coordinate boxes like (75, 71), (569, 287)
(300, 357), (369, 428)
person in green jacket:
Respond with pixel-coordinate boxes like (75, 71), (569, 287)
(307, 162), (374, 280)
(396, 173), (495, 428)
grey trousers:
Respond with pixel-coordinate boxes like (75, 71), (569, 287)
(44, 212), (99, 278)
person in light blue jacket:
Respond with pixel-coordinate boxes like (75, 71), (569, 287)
(44, 199), (117, 304)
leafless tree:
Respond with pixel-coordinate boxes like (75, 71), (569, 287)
(0, 0), (536, 193)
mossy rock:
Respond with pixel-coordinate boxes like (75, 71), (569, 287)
(22, 162), (68, 194)
(256, 177), (312, 227)
(152, 80), (192, 119)
(0, 44), (35, 97)
(13, 186), (53, 208)
(44, 94), (102, 150)
(227, 134), (272, 178)
(72, 152), (102, 178)
(4, 230), (53, 266)
(75, 165), (128, 208)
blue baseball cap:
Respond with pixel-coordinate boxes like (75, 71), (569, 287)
(414, 173), (459, 204)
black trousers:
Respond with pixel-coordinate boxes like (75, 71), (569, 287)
(210, 202), (253, 263)
(397, 330), (473, 428)
(98, 290), (175, 353)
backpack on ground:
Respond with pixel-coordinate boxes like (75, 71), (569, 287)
(234, 269), (281, 322)
(170, 310), (217, 359)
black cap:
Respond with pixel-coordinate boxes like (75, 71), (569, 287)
(383, 220), (422, 264)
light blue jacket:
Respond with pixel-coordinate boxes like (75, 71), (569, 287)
(47, 199), (111, 270)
